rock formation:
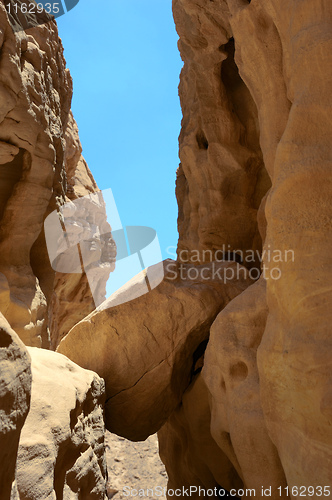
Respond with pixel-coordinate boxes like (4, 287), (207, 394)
(174, 0), (271, 269)
(157, 0), (332, 495)
(16, 347), (106, 500)
(0, 2), (114, 349)
(0, 313), (31, 499)
(0, 5), (109, 499)
(203, 279), (287, 497)
(1, 0), (332, 498)
(56, 0), (332, 495)
(57, 260), (252, 441)
(158, 374), (243, 495)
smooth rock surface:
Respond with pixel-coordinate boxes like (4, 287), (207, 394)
(158, 374), (243, 498)
(203, 279), (287, 498)
(223, 0), (332, 488)
(168, 0), (332, 493)
(58, 260), (252, 441)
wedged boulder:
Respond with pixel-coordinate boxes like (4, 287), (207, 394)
(0, 313), (31, 500)
(203, 279), (287, 498)
(15, 347), (107, 500)
(58, 259), (252, 440)
(158, 374), (243, 498)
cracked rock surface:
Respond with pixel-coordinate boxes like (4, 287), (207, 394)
(58, 260), (252, 441)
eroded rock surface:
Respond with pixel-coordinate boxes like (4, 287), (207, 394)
(105, 432), (167, 500)
(0, 7), (110, 499)
(203, 279), (287, 498)
(58, 260), (252, 441)
(158, 374), (243, 498)
(0, 4), (114, 349)
(174, 0), (271, 268)
(1, 0), (331, 496)
(0, 313), (31, 500)
(16, 347), (107, 500)
(158, 0), (332, 495)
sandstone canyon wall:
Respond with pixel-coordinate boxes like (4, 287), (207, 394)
(0, 3), (109, 498)
(0, 0), (332, 499)
(158, 0), (332, 496)
(0, 1), (112, 350)
(59, 0), (332, 497)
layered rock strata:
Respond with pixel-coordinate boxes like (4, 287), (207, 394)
(0, 3), (114, 349)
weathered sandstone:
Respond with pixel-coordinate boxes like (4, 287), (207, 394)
(58, 260), (252, 441)
(158, 0), (332, 495)
(0, 313), (31, 500)
(16, 347), (107, 499)
(174, 0), (271, 268)
(1, 0), (332, 496)
(203, 279), (287, 498)
(0, 4), (113, 349)
(158, 374), (243, 498)
(226, 0), (332, 489)
(0, 6), (110, 498)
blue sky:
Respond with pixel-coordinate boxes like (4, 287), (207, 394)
(57, 0), (182, 266)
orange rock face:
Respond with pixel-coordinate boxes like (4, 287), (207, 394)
(0, 7), (109, 498)
(159, 0), (332, 495)
(16, 348), (107, 500)
(158, 374), (243, 497)
(174, 0), (271, 269)
(1, 0), (332, 497)
(0, 4), (110, 349)
(58, 260), (252, 441)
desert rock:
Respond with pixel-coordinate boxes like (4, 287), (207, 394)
(174, 0), (271, 269)
(157, 0), (332, 494)
(158, 374), (243, 498)
(106, 432), (167, 500)
(202, 279), (287, 498)
(16, 347), (107, 499)
(0, 4), (115, 349)
(0, 313), (31, 500)
(58, 259), (252, 441)
(1, 0), (332, 496)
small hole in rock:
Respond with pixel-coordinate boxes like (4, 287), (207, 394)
(196, 131), (209, 150)
(191, 339), (209, 379)
(230, 361), (249, 381)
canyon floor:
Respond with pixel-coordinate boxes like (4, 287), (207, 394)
(106, 432), (167, 499)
